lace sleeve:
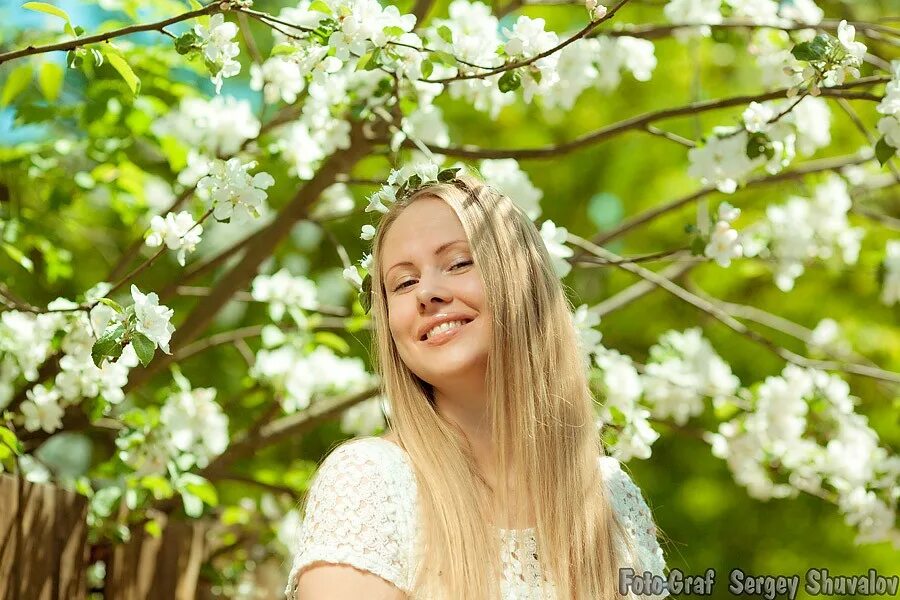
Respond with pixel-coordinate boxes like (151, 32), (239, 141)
(600, 456), (669, 599)
(284, 440), (413, 599)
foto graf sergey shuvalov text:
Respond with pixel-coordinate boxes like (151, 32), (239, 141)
(619, 567), (899, 599)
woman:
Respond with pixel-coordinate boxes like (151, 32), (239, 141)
(285, 171), (669, 599)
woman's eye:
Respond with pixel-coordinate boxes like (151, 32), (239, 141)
(393, 261), (472, 291)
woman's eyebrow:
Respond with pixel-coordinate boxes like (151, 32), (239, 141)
(386, 239), (469, 276)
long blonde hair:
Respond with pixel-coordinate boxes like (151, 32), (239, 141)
(369, 171), (634, 599)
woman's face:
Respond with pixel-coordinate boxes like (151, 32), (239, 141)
(379, 196), (491, 387)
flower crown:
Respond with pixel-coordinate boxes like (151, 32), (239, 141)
(352, 163), (468, 314)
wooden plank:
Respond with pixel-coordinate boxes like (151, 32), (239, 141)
(105, 514), (208, 600)
(0, 473), (88, 600)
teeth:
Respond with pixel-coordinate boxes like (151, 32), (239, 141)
(426, 320), (467, 340)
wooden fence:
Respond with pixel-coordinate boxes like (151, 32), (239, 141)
(0, 473), (89, 600)
(0, 474), (209, 600)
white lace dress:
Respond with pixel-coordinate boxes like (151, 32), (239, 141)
(284, 437), (669, 599)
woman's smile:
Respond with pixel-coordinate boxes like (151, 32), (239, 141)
(420, 318), (475, 346)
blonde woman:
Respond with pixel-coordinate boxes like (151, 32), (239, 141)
(285, 171), (669, 599)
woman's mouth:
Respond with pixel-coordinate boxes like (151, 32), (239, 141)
(420, 318), (474, 345)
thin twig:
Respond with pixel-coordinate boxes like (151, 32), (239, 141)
(0, 0), (229, 65)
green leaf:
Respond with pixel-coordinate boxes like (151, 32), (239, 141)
(91, 486), (122, 518)
(38, 61), (64, 102)
(131, 332), (156, 366)
(420, 59), (434, 79)
(140, 474), (174, 500)
(313, 331), (350, 354)
(174, 32), (198, 55)
(91, 325), (125, 368)
(358, 273), (372, 314)
(430, 51), (457, 67)
(2, 242), (33, 272)
(104, 50), (140, 95)
(98, 297), (125, 314)
(790, 34), (830, 62)
(144, 518), (163, 538)
(875, 136), (896, 167)
(270, 44), (298, 57)
(355, 51), (373, 71)
(183, 476), (218, 508)
(0, 426), (22, 456)
(498, 69), (521, 93)
(437, 167), (461, 182)
(690, 235), (706, 256)
(438, 25), (453, 44)
(1, 64), (33, 108)
(181, 491), (203, 517)
(309, 0), (332, 14)
(22, 2), (71, 25)
(745, 131), (774, 160)
(362, 48), (382, 71)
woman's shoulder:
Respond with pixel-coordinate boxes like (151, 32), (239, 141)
(315, 434), (416, 491)
(596, 454), (657, 521)
(597, 454), (669, 584)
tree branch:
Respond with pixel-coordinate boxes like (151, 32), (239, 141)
(567, 233), (900, 385)
(0, 0), (229, 65)
(386, 77), (887, 159)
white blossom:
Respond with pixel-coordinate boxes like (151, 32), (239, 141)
(20, 384), (64, 433)
(252, 344), (375, 413)
(742, 102), (775, 133)
(426, 0), (512, 119)
(145, 211), (203, 267)
(836, 19), (867, 66)
(877, 116), (900, 151)
(643, 328), (741, 426)
(151, 96), (260, 157)
(197, 158), (275, 224)
(688, 127), (764, 193)
(250, 56), (306, 104)
(501, 16), (561, 103)
(779, 0), (823, 25)
(341, 395), (388, 437)
(360, 224), (376, 241)
(594, 348), (659, 461)
(663, 0), (723, 39)
(160, 387), (229, 469)
(343, 265), (364, 290)
(365, 185), (397, 214)
(881, 240), (900, 306)
(194, 13), (241, 93)
(539, 220), (574, 278)
(571, 304), (603, 369)
(130, 285), (176, 354)
(479, 159), (543, 220)
(705, 220), (743, 267)
(251, 269), (319, 321)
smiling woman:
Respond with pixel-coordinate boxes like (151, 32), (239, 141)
(285, 170), (668, 600)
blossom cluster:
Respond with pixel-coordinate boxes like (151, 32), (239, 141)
(739, 174), (864, 291)
(876, 61), (900, 160)
(1, 284), (176, 434)
(706, 364), (899, 547)
(196, 158), (275, 224)
(116, 383), (229, 476)
(688, 96), (832, 194)
(145, 211), (203, 267)
(250, 327), (376, 413)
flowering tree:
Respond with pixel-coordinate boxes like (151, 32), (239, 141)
(0, 0), (898, 595)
